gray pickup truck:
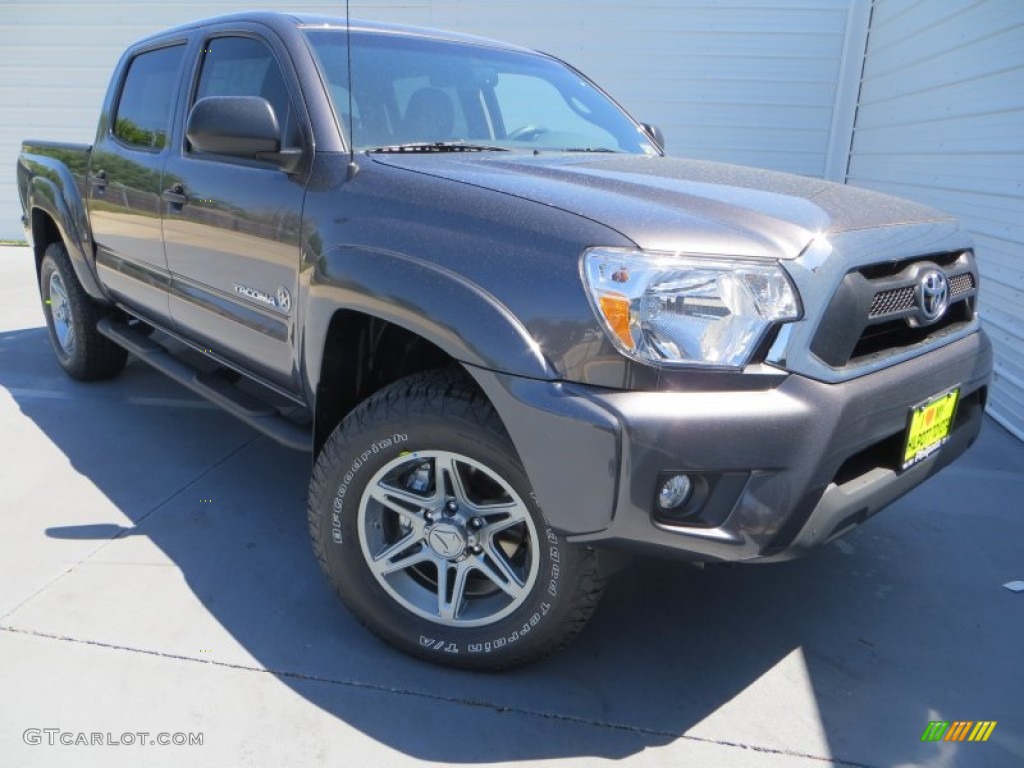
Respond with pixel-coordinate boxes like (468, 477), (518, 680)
(17, 11), (992, 669)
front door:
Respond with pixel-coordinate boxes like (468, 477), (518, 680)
(162, 31), (309, 392)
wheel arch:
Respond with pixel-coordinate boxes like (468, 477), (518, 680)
(27, 186), (108, 303)
(304, 245), (557, 454)
(311, 309), (474, 454)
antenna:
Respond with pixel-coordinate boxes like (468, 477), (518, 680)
(345, 0), (359, 179)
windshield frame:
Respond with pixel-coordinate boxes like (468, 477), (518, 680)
(299, 27), (661, 156)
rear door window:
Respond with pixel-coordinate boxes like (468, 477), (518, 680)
(113, 45), (186, 150)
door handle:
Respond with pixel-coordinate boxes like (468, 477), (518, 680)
(90, 170), (107, 192)
(162, 183), (188, 207)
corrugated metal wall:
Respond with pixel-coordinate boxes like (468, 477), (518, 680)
(846, 0), (1024, 439)
(352, 0), (855, 177)
(0, 0), (344, 241)
(0, 0), (855, 240)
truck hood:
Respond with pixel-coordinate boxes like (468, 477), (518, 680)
(369, 153), (951, 259)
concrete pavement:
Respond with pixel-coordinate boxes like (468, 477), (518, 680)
(1, 245), (1022, 767)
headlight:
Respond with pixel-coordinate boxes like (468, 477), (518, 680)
(582, 248), (800, 368)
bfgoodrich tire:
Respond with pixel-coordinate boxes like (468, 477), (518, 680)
(39, 241), (127, 381)
(308, 370), (605, 670)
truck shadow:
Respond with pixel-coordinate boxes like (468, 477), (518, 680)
(3, 325), (1020, 767)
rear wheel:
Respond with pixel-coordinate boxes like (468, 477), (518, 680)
(308, 370), (605, 670)
(39, 241), (127, 381)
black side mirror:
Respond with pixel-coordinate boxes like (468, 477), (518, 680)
(187, 96), (302, 171)
(642, 123), (665, 152)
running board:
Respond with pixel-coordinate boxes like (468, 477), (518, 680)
(97, 318), (311, 451)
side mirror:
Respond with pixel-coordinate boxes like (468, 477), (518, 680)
(187, 96), (302, 171)
(642, 123), (665, 152)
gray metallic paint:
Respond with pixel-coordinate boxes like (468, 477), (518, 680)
(17, 143), (105, 299)
(568, 331), (991, 553)
(368, 152), (952, 256)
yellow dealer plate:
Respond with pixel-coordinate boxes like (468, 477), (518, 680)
(902, 388), (960, 470)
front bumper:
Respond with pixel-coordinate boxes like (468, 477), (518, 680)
(470, 330), (992, 562)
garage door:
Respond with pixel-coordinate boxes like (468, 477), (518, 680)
(846, 0), (1024, 439)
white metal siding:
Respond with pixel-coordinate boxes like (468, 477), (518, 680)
(353, 0), (855, 177)
(1, 0), (857, 240)
(0, 0), (346, 242)
(847, 0), (1024, 439)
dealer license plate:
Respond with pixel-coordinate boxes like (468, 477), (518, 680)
(902, 388), (960, 470)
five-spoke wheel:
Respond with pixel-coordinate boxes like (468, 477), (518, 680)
(308, 371), (605, 670)
(359, 450), (539, 627)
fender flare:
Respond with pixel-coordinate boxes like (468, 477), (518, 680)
(302, 245), (556, 397)
(23, 155), (107, 301)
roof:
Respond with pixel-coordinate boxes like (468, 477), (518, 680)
(133, 10), (534, 54)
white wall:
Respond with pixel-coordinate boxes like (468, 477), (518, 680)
(0, 0), (346, 241)
(351, 0), (857, 177)
(846, 0), (1024, 439)
(0, 0), (857, 240)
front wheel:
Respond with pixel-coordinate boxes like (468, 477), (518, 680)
(308, 371), (605, 670)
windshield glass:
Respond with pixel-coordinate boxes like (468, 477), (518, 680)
(302, 28), (658, 154)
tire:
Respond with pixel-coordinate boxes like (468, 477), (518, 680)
(308, 370), (605, 670)
(39, 241), (127, 381)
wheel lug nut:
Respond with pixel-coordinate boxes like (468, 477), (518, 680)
(469, 517), (482, 529)
(445, 501), (458, 515)
(471, 545), (482, 555)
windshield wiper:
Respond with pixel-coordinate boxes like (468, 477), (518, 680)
(368, 141), (509, 154)
(561, 147), (619, 153)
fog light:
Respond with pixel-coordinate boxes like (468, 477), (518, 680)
(658, 474), (692, 511)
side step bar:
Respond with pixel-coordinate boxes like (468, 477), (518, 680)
(97, 318), (310, 452)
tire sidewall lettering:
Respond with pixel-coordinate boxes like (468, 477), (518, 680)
(312, 397), (592, 668)
(331, 433), (407, 543)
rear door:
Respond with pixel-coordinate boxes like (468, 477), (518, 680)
(88, 42), (187, 323)
(162, 27), (310, 392)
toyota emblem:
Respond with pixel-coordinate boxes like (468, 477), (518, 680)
(276, 287), (292, 312)
(917, 269), (949, 324)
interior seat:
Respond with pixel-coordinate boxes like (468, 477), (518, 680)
(400, 88), (455, 143)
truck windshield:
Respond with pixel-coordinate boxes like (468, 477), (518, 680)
(302, 28), (658, 155)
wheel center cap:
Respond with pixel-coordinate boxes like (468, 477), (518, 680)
(427, 522), (466, 559)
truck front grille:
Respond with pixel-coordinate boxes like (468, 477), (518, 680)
(868, 286), (915, 317)
(868, 272), (974, 319)
(810, 251), (978, 369)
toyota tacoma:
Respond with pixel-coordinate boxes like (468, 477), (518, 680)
(16, 12), (992, 669)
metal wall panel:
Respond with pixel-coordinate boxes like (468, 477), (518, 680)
(847, 0), (1024, 439)
(0, 0), (355, 240)
(363, 0), (855, 176)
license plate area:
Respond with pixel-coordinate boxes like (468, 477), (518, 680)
(902, 387), (960, 470)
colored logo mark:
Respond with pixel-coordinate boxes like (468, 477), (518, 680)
(921, 720), (997, 742)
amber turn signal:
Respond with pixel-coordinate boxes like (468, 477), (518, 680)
(598, 294), (634, 349)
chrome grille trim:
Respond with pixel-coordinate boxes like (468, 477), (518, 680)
(766, 223), (982, 384)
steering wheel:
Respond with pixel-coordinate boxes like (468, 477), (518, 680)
(507, 124), (550, 142)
